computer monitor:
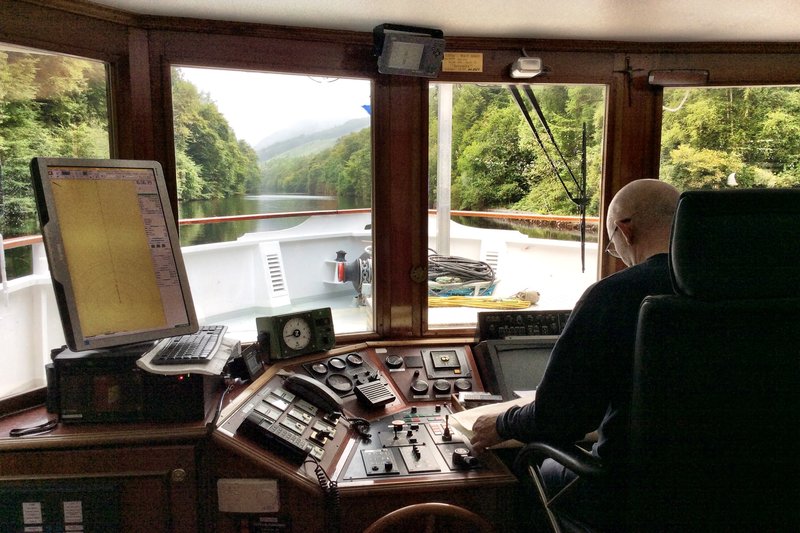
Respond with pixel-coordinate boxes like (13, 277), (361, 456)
(473, 337), (557, 400)
(30, 157), (199, 351)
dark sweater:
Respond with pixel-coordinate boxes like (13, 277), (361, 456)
(496, 253), (673, 468)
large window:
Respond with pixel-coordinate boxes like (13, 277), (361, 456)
(660, 86), (800, 191)
(0, 43), (110, 399)
(170, 67), (373, 337)
(427, 83), (606, 329)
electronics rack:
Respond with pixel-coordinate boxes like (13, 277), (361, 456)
(476, 309), (572, 341)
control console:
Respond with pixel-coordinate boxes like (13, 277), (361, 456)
(220, 373), (347, 463)
(477, 309), (571, 340)
(338, 404), (479, 483)
(380, 345), (476, 402)
(301, 352), (396, 408)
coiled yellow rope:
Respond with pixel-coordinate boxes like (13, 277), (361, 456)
(427, 296), (532, 309)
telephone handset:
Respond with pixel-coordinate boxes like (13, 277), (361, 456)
(283, 372), (343, 413)
(240, 372), (344, 462)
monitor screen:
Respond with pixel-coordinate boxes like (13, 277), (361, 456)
(30, 157), (198, 351)
(474, 337), (556, 400)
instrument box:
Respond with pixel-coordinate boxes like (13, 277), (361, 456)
(47, 345), (221, 423)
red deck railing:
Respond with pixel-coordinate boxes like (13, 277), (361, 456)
(2, 209), (599, 251)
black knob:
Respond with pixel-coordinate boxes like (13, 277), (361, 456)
(346, 353), (363, 366)
(433, 380), (451, 394)
(410, 380), (429, 394)
(385, 355), (404, 369)
(328, 357), (346, 370)
(454, 378), (472, 391)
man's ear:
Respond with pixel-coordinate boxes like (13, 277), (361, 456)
(617, 219), (634, 245)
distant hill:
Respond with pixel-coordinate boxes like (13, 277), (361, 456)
(257, 117), (370, 161)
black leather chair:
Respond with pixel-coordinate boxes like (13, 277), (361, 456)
(515, 188), (800, 532)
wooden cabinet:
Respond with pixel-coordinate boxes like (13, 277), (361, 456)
(0, 406), (209, 532)
(0, 444), (200, 532)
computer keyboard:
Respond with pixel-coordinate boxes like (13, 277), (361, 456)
(150, 324), (228, 365)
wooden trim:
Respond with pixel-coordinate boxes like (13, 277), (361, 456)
(0, 388), (47, 419)
(0, 406), (210, 451)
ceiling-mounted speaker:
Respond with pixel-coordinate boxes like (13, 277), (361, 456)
(373, 23), (445, 78)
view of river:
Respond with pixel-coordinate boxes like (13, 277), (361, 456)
(177, 194), (594, 247)
(4, 194), (593, 280)
(178, 194), (349, 247)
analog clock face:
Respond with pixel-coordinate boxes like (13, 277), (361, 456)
(282, 316), (312, 351)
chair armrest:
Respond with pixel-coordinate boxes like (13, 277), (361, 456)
(512, 441), (605, 479)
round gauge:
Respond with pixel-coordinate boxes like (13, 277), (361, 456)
(454, 378), (472, 391)
(328, 357), (347, 370)
(410, 380), (429, 394)
(326, 374), (353, 393)
(345, 353), (364, 366)
(311, 363), (328, 375)
(385, 355), (404, 369)
(433, 379), (451, 394)
(282, 316), (312, 351)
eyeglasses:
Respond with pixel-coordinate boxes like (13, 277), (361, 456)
(604, 216), (633, 258)
(604, 224), (621, 258)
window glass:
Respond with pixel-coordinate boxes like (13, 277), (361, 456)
(171, 68), (373, 337)
(428, 83), (606, 329)
(0, 43), (110, 399)
(660, 86), (800, 190)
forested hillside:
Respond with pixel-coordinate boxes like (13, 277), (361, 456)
(171, 71), (261, 200)
(660, 87), (800, 189)
(0, 55), (265, 236)
(0, 51), (109, 236)
(429, 84), (605, 216)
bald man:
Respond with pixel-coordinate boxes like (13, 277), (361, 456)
(471, 179), (681, 528)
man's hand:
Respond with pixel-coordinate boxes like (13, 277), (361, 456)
(470, 414), (503, 453)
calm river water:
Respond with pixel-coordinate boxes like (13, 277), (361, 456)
(178, 194), (349, 246)
(177, 193), (592, 247)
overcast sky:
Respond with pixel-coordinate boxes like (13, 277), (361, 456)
(177, 67), (371, 146)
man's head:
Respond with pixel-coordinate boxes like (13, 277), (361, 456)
(605, 179), (680, 267)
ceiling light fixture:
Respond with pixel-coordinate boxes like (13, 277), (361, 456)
(648, 69), (710, 86)
(510, 57), (543, 79)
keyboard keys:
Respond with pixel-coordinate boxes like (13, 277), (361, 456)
(151, 324), (227, 365)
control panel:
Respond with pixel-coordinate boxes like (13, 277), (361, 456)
(338, 404), (479, 482)
(214, 341), (513, 507)
(218, 344), (485, 466)
(211, 338), (558, 531)
(380, 345), (476, 402)
(232, 376), (345, 463)
(301, 352), (396, 408)
(476, 309), (571, 340)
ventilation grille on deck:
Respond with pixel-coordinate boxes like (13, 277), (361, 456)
(483, 250), (500, 274)
(265, 252), (286, 293)
(258, 241), (290, 305)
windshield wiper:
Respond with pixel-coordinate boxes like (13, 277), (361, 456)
(509, 84), (589, 272)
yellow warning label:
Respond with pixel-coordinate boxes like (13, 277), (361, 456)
(442, 53), (483, 73)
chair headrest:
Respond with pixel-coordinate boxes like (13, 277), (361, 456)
(670, 188), (800, 300)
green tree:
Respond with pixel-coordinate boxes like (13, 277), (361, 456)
(661, 145), (742, 190)
(443, 84), (604, 216)
(261, 127), (371, 206)
(660, 87), (800, 189)
(0, 50), (108, 237)
(453, 105), (533, 210)
(171, 69), (261, 200)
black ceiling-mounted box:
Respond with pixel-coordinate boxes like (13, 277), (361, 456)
(373, 23), (445, 78)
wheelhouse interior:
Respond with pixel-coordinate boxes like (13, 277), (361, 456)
(1, 1), (799, 531)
